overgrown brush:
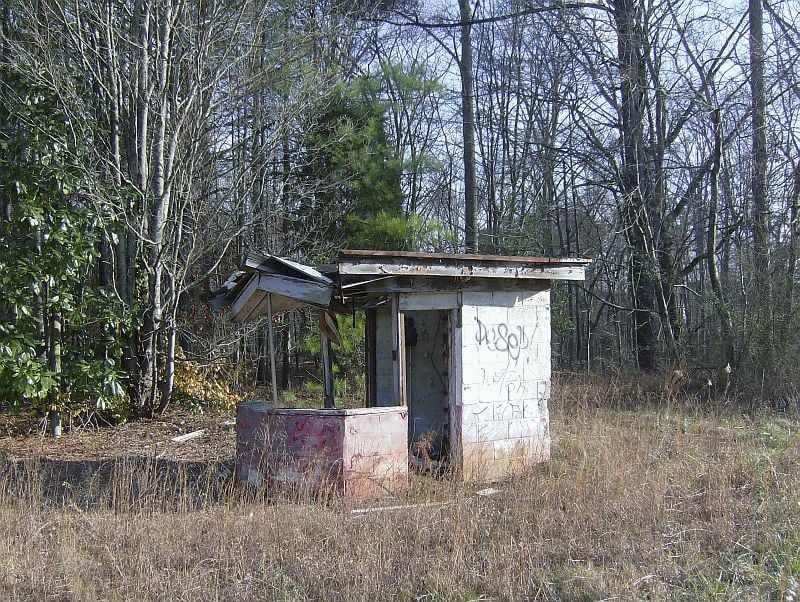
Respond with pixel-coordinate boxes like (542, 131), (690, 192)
(1, 377), (799, 600)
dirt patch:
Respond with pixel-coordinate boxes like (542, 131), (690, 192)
(0, 408), (237, 464)
(0, 408), (239, 511)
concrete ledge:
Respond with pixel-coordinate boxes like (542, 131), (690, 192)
(239, 402), (406, 417)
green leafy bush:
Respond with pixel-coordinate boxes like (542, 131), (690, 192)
(0, 66), (129, 417)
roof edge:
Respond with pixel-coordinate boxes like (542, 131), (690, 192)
(339, 249), (592, 266)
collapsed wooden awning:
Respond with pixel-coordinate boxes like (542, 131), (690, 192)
(213, 252), (335, 322)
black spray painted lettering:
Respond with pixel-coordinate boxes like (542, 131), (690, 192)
(475, 319), (531, 361)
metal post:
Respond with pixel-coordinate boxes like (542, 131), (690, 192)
(265, 293), (279, 408)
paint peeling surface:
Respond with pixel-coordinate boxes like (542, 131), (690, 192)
(236, 402), (408, 498)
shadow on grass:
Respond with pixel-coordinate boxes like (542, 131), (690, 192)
(0, 455), (243, 512)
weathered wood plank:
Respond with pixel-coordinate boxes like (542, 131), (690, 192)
(228, 275), (261, 322)
(338, 260), (585, 281)
(255, 273), (332, 306)
(399, 292), (460, 311)
(391, 294), (407, 407)
(340, 249), (592, 265)
(171, 430), (205, 443)
(270, 255), (333, 284)
(343, 276), (552, 295)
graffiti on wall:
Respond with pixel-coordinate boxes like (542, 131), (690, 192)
(473, 312), (545, 404)
(474, 319), (533, 363)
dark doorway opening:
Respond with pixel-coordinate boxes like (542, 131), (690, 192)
(404, 310), (450, 464)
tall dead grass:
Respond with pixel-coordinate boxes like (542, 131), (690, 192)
(1, 375), (799, 600)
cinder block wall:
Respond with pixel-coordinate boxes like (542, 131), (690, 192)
(455, 286), (552, 480)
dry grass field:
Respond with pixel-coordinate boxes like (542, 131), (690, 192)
(1, 374), (799, 601)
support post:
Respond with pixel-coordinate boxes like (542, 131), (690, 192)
(365, 309), (377, 407)
(266, 293), (279, 408)
(391, 293), (407, 406)
(321, 332), (334, 409)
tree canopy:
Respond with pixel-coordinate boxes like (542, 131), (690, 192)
(1, 0), (799, 419)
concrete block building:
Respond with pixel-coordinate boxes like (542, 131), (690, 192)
(215, 250), (589, 496)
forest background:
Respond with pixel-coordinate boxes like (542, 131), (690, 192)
(1, 0), (799, 421)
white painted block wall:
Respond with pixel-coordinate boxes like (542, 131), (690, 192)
(370, 285), (554, 479)
(457, 286), (551, 476)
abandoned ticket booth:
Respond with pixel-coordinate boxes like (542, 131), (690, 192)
(216, 250), (590, 498)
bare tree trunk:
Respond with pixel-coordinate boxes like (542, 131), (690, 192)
(157, 320), (176, 415)
(281, 324), (291, 389)
(615, 0), (659, 370)
(256, 328), (269, 384)
(131, 0), (152, 408)
(47, 311), (62, 438)
(748, 0), (773, 372)
(142, 0), (176, 412)
(708, 107), (735, 366)
(459, 0), (478, 252)
(783, 161), (800, 344)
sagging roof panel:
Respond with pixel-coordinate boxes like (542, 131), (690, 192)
(244, 251), (333, 284)
(228, 272), (334, 322)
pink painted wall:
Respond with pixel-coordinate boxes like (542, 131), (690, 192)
(342, 408), (408, 498)
(236, 403), (408, 498)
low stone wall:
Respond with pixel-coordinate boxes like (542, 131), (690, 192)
(236, 402), (408, 498)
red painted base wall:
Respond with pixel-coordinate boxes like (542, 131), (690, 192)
(236, 403), (409, 499)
